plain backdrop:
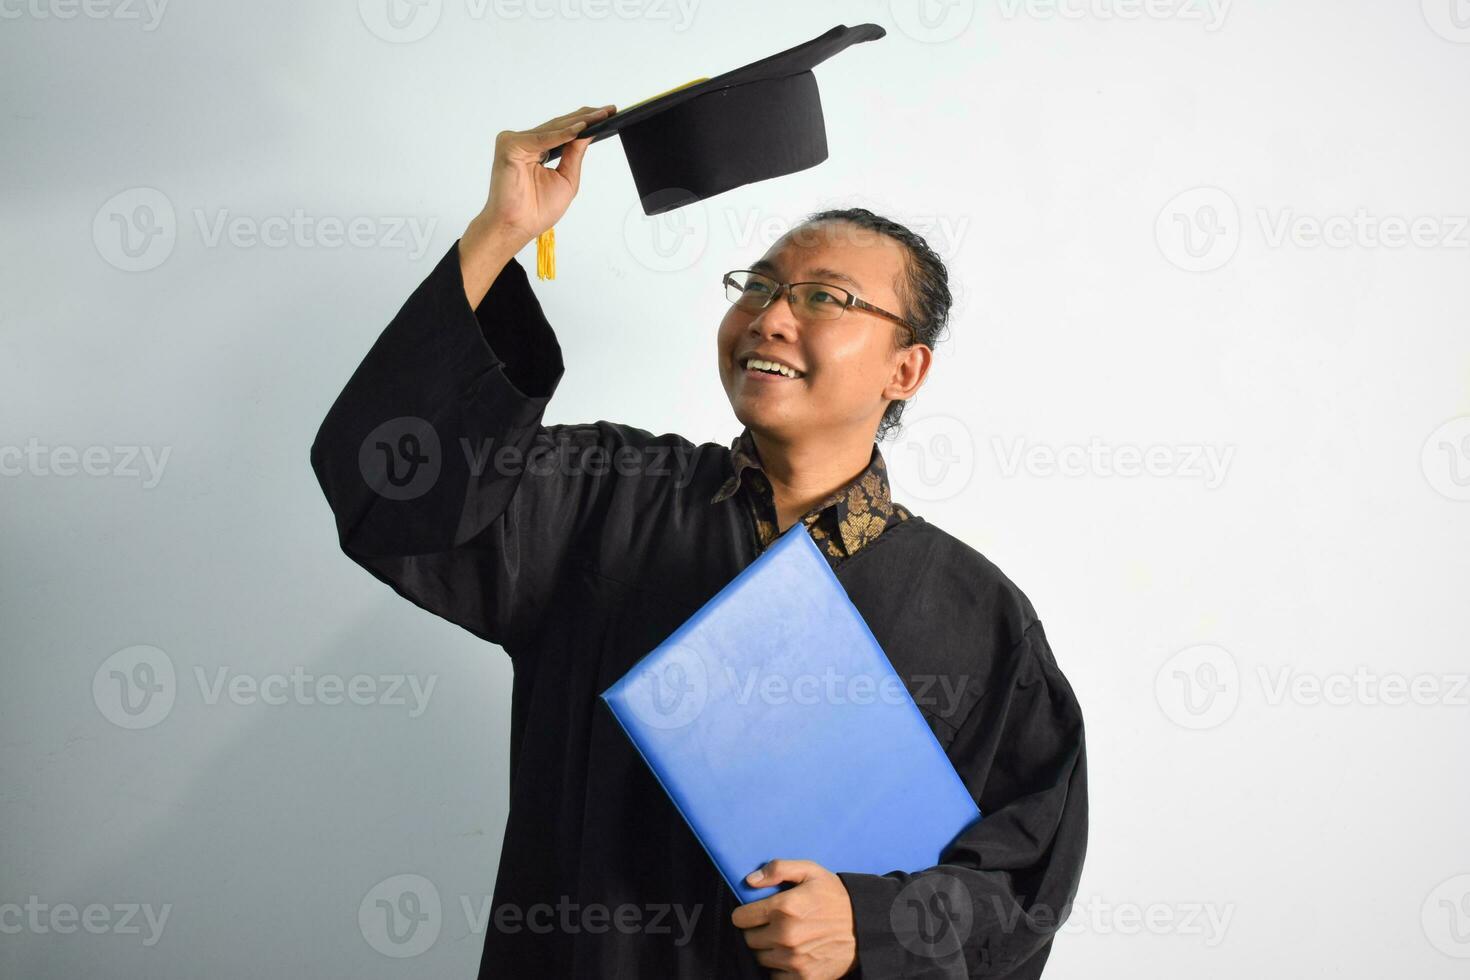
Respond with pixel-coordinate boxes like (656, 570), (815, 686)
(3, 1), (1469, 977)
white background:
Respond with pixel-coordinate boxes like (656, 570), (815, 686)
(3, 1), (1469, 977)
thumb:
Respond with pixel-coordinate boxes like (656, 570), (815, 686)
(553, 132), (593, 192)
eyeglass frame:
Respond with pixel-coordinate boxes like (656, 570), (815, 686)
(721, 269), (921, 347)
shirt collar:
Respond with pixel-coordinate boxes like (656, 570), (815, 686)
(710, 426), (909, 559)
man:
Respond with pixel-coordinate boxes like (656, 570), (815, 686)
(311, 105), (1088, 978)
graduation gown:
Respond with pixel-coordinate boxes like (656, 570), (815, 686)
(309, 241), (1089, 978)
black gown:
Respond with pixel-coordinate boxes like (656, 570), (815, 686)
(310, 241), (1089, 978)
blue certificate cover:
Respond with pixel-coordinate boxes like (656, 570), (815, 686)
(600, 522), (982, 904)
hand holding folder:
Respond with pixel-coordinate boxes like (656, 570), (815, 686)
(600, 522), (983, 906)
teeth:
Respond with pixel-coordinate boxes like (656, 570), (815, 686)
(745, 358), (801, 379)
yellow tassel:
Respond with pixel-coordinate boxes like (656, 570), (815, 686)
(536, 226), (555, 280)
(530, 78), (707, 284)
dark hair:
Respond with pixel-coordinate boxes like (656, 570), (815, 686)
(795, 207), (953, 442)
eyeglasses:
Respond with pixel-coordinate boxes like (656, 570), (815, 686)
(722, 269), (920, 346)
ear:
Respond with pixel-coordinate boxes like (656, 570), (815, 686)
(881, 343), (932, 403)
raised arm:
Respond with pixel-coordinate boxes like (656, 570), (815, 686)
(309, 105), (641, 655)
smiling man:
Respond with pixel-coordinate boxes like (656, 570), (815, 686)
(311, 106), (1088, 978)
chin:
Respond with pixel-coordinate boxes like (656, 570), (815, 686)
(732, 404), (799, 438)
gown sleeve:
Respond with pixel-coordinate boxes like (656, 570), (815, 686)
(836, 620), (1088, 979)
(309, 239), (634, 656)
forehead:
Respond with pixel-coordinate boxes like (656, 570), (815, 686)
(750, 221), (906, 299)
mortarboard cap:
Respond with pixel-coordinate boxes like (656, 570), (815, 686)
(534, 22), (886, 279)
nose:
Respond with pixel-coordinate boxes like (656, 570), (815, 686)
(747, 286), (799, 341)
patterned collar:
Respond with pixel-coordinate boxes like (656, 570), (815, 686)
(710, 427), (912, 562)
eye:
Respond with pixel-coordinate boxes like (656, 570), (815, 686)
(808, 289), (843, 306)
(742, 278), (773, 295)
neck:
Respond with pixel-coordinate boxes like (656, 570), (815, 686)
(749, 426), (876, 533)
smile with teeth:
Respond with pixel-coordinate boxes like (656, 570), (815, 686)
(742, 357), (805, 380)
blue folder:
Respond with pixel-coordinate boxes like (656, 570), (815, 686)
(600, 523), (982, 904)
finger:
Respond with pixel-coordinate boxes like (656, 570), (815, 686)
(729, 895), (777, 930)
(752, 947), (797, 972)
(525, 120), (593, 148)
(534, 104), (616, 133)
(525, 106), (618, 160)
(729, 893), (787, 934)
(533, 105), (595, 131)
(748, 859), (822, 888)
(513, 122), (594, 165)
(737, 921), (800, 951)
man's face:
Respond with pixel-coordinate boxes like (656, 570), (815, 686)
(716, 220), (927, 442)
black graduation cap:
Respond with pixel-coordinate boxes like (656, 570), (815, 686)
(534, 22), (886, 279)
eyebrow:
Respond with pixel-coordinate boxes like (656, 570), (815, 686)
(749, 258), (864, 292)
